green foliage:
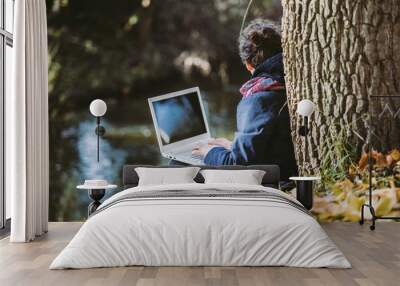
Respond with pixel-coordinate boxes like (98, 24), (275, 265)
(319, 123), (358, 192)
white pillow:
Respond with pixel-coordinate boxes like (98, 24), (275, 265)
(135, 167), (200, 186)
(200, 169), (266, 185)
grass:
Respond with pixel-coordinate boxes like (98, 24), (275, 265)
(318, 122), (358, 193)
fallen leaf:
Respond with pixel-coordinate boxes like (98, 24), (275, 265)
(390, 149), (400, 161)
(372, 150), (388, 167)
(358, 152), (368, 170)
(375, 197), (393, 217)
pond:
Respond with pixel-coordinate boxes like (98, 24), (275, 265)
(50, 88), (241, 221)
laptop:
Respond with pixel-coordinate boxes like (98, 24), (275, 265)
(148, 87), (211, 165)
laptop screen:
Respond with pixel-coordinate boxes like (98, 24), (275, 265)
(152, 91), (207, 145)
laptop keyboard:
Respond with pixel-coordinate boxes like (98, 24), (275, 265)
(191, 154), (202, 160)
(175, 152), (203, 163)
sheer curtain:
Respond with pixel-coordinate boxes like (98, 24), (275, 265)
(8, 0), (49, 242)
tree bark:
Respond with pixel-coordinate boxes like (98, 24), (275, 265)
(281, 0), (400, 175)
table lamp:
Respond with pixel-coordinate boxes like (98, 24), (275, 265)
(290, 99), (318, 210)
(89, 99), (107, 162)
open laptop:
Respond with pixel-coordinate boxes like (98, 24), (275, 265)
(148, 87), (211, 165)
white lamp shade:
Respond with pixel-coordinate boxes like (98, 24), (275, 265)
(89, 99), (107, 117)
(297, 99), (315, 117)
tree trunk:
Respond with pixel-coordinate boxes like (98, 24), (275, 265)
(281, 0), (400, 175)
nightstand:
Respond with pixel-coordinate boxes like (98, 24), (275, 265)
(77, 180), (117, 216)
(289, 176), (320, 210)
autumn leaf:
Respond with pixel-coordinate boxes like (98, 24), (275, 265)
(358, 152), (368, 170)
(372, 150), (388, 167)
(389, 149), (400, 161)
(343, 210), (360, 222)
(347, 195), (364, 211)
(335, 192), (346, 202)
(375, 197), (393, 217)
(349, 165), (357, 176)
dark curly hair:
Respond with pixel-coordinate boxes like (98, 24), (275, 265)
(238, 19), (282, 68)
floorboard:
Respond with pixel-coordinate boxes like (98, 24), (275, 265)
(0, 222), (399, 286)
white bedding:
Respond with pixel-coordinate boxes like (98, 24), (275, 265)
(50, 183), (351, 269)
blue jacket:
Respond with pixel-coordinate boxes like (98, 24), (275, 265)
(204, 54), (298, 180)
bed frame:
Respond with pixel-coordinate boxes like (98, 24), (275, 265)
(122, 164), (280, 189)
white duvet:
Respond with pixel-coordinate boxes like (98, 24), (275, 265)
(50, 183), (351, 269)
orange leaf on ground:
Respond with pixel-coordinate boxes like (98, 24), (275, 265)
(372, 150), (388, 167)
(358, 152), (368, 170)
(389, 149), (400, 161)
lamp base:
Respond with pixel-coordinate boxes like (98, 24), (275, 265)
(296, 180), (313, 210)
(88, 189), (105, 216)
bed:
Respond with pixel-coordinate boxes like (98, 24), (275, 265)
(50, 165), (350, 269)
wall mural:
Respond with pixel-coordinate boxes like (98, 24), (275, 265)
(47, 0), (399, 222)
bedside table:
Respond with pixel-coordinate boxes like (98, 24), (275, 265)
(77, 181), (117, 216)
(289, 176), (320, 210)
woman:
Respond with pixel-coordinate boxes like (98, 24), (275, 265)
(192, 19), (297, 180)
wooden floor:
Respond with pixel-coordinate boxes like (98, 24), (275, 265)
(0, 222), (399, 286)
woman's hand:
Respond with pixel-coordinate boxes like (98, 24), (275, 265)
(192, 144), (215, 158)
(192, 138), (232, 158)
(208, 138), (232, 150)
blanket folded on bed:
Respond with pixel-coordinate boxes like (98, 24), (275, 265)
(92, 188), (311, 217)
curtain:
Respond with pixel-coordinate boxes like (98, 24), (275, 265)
(8, 0), (49, 242)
